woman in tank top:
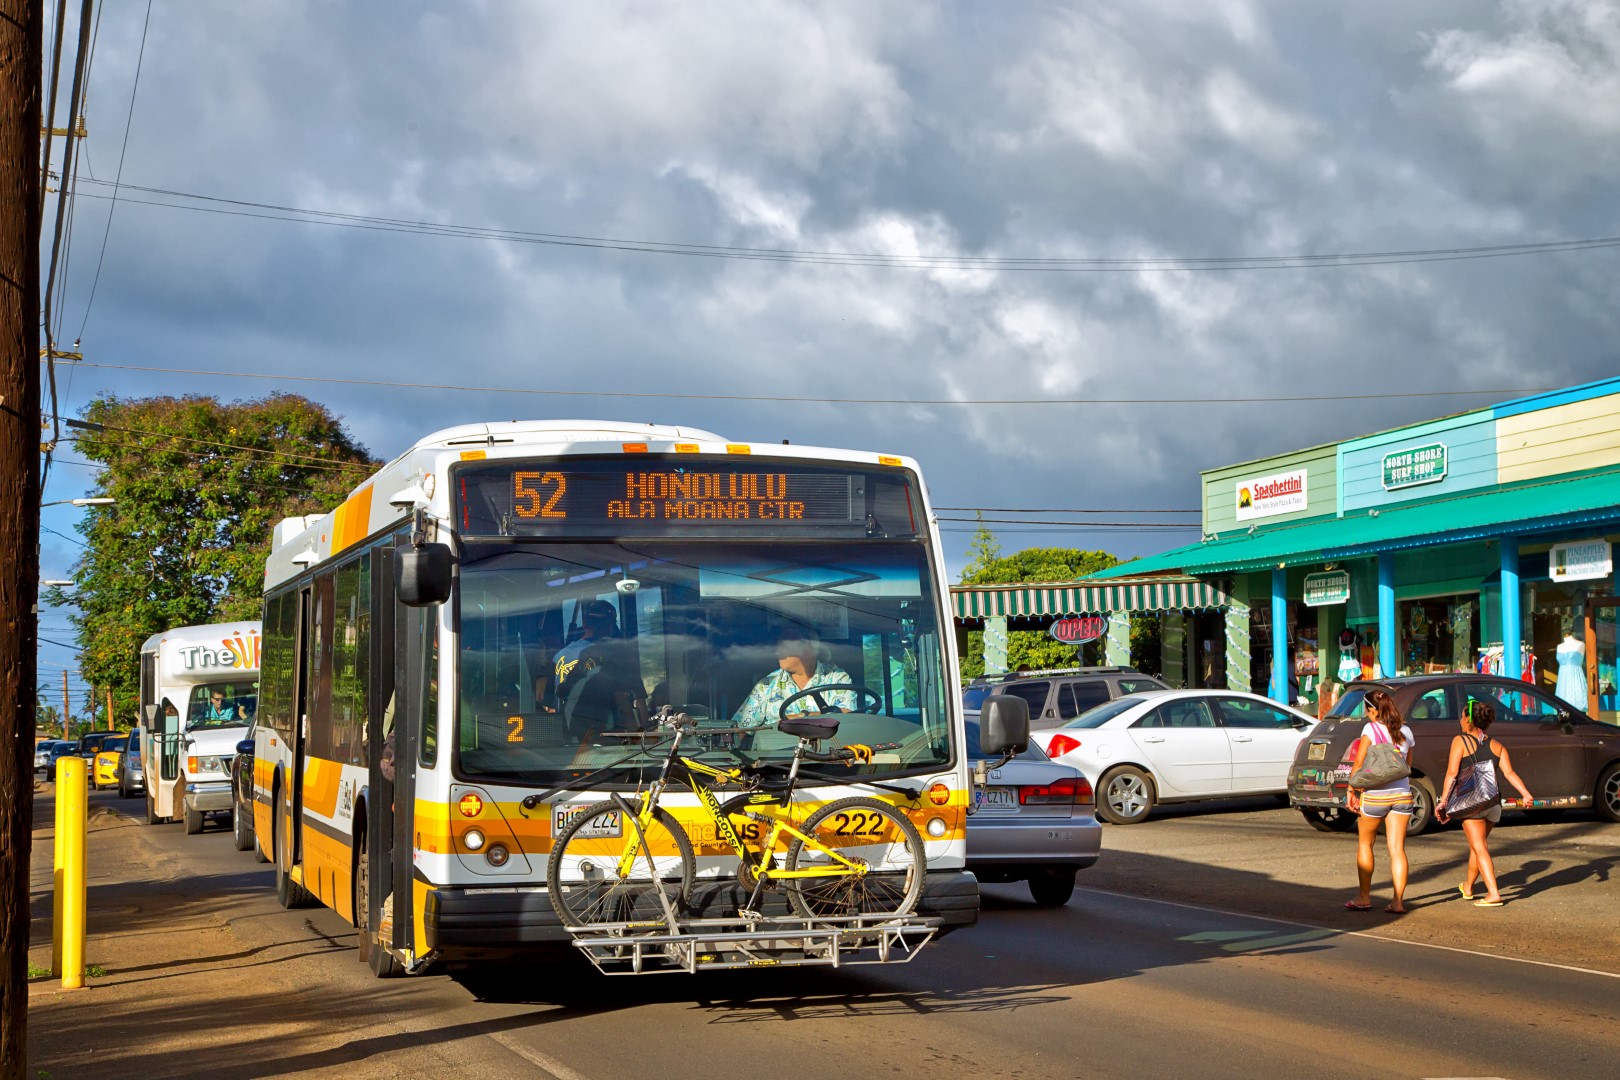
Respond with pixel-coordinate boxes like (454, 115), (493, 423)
(1436, 699), (1534, 907)
(1345, 689), (1415, 913)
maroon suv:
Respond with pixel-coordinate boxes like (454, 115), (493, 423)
(1287, 674), (1620, 835)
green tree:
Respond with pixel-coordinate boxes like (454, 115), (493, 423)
(49, 394), (377, 722)
(957, 531), (1125, 678)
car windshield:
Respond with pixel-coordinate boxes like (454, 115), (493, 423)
(454, 540), (953, 786)
(963, 719), (1048, 762)
(186, 681), (257, 730)
(960, 684), (996, 711)
(101, 736), (127, 753)
(1061, 696), (1144, 729)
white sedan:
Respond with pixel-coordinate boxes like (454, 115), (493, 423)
(1027, 690), (1318, 824)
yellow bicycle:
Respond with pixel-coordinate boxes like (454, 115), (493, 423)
(545, 702), (925, 931)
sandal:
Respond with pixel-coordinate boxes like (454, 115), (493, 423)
(1344, 900), (1372, 911)
(1473, 898), (1504, 908)
(1384, 904), (1407, 914)
(1457, 882), (1474, 901)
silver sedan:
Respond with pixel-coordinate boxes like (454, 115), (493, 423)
(964, 716), (1102, 907)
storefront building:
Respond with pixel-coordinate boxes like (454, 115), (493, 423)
(1085, 377), (1620, 723)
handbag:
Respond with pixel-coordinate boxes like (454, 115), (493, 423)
(1348, 722), (1411, 789)
(1445, 735), (1500, 817)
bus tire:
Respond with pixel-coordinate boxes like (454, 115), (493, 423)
(184, 804), (205, 835)
(356, 825), (401, 978)
(273, 788), (315, 909)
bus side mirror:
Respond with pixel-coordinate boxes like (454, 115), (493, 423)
(981, 696), (1030, 756)
(397, 543), (453, 607)
(143, 704), (158, 724)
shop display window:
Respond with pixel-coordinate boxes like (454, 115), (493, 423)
(1396, 596), (1479, 676)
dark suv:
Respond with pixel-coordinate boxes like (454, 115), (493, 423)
(965, 667), (1169, 730)
(1287, 674), (1620, 835)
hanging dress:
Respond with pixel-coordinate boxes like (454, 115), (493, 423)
(1554, 640), (1589, 711)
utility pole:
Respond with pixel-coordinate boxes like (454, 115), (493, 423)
(105, 686), (113, 730)
(0, 0), (42, 1071)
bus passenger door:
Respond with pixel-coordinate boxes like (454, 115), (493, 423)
(290, 586), (312, 868)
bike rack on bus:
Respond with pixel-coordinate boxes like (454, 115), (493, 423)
(566, 911), (941, 976)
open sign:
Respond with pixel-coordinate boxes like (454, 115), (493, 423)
(1049, 616), (1106, 644)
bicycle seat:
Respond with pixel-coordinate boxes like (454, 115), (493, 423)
(778, 715), (840, 741)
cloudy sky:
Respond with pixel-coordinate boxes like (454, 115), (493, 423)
(37, 0), (1620, 702)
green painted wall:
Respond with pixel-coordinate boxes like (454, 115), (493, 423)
(1202, 443), (1339, 535)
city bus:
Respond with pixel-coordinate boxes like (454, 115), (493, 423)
(138, 621), (261, 832)
(252, 420), (1016, 977)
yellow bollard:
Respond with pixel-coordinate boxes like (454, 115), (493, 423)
(57, 756), (88, 990)
(52, 756), (65, 977)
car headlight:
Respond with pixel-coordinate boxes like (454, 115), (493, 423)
(188, 755), (226, 775)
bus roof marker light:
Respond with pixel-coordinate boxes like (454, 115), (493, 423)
(726, 444), (751, 455)
(458, 793), (483, 818)
(879, 455), (903, 467)
(622, 442), (648, 453)
(674, 443), (699, 453)
(460, 450), (487, 461)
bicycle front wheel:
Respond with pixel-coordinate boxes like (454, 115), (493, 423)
(546, 798), (695, 930)
(783, 797), (924, 923)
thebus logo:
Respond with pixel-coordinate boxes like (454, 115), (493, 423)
(179, 631), (261, 671)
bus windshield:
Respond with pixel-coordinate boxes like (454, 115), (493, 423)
(454, 539), (952, 786)
(186, 680), (257, 730)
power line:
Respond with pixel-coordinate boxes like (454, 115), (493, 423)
(67, 417), (375, 473)
(77, 0), (154, 340)
(937, 516), (1198, 527)
(936, 505), (1200, 514)
(47, 359), (1554, 408)
(71, 178), (1620, 272)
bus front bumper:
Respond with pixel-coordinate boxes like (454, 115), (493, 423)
(423, 870), (981, 955)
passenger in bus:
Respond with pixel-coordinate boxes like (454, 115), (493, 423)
(552, 600), (647, 740)
(733, 632), (856, 729)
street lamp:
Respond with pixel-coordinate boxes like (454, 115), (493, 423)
(40, 579), (73, 587)
(41, 498), (115, 507)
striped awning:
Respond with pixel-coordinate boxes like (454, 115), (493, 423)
(951, 578), (1228, 621)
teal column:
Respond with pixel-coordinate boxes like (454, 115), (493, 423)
(1162, 612), (1186, 688)
(1269, 568), (1287, 703)
(1378, 552), (1397, 677)
(984, 616), (1009, 676)
(1501, 539), (1521, 680)
(1104, 611), (1131, 667)
(1224, 582), (1252, 694)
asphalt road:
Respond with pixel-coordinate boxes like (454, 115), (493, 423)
(31, 786), (1620, 1080)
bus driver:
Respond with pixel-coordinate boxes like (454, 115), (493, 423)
(733, 631), (855, 729)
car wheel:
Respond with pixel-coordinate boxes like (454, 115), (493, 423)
(1406, 779), (1436, 836)
(145, 789), (160, 825)
(184, 805), (204, 835)
(232, 800), (254, 851)
(1596, 762), (1620, 824)
(1027, 868), (1077, 907)
(1298, 807), (1357, 833)
(1097, 766), (1155, 825)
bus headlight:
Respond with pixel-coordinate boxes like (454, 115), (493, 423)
(462, 828), (486, 852)
(485, 844), (510, 867)
(926, 817), (948, 838)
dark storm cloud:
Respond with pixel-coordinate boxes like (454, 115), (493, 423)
(48, 0), (1620, 576)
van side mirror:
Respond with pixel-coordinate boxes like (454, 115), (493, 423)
(397, 543), (453, 606)
(235, 739), (255, 756)
(981, 696), (1030, 756)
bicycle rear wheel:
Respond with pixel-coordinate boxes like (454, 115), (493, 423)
(783, 797), (924, 923)
(546, 798), (694, 930)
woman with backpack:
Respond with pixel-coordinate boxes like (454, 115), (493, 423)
(1435, 698), (1535, 908)
(1345, 689), (1415, 913)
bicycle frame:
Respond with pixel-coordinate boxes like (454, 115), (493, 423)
(612, 725), (869, 890)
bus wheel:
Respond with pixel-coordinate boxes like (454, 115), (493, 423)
(356, 828), (401, 978)
(184, 804), (205, 835)
(274, 796), (315, 909)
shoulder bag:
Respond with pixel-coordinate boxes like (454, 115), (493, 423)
(1348, 722), (1411, 789)
(1444, 734), (1500, 817)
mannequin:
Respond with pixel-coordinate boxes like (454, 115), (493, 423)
(1336, 629), (1362, 683)
(1554, 627), (1588, 711)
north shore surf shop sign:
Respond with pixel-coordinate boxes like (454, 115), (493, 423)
(1049, 616), (1107, 645)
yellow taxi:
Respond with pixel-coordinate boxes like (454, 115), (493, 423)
(92, 734), (130, 791)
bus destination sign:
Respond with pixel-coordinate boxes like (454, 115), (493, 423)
(455, 457), (919, 536)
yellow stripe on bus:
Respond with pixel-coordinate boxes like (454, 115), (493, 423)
(331, 484), (373, 554)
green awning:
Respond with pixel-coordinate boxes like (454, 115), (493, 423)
(951, 578), (1228, 620)
(1086, 466), (1620, 578)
